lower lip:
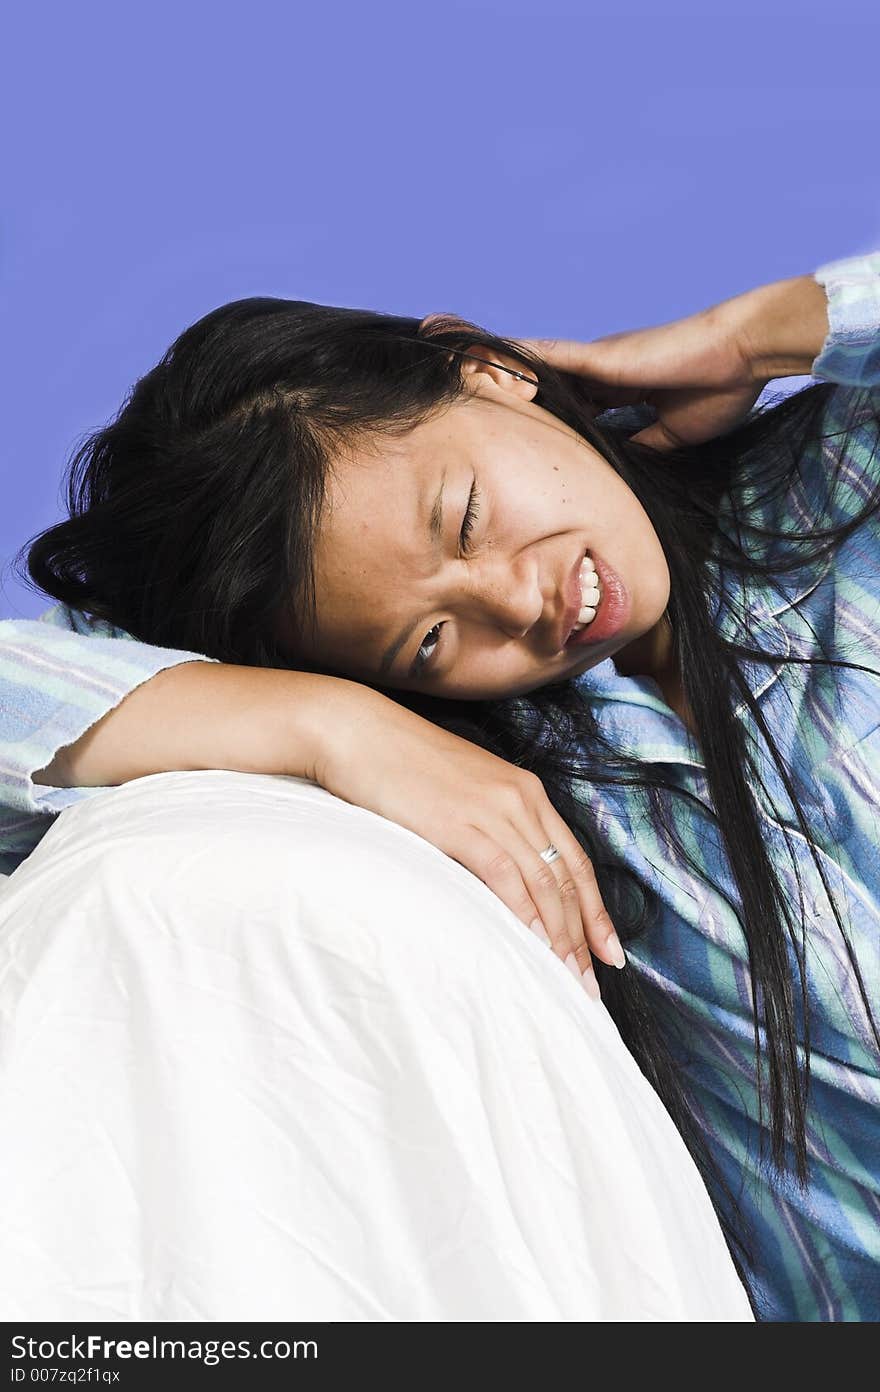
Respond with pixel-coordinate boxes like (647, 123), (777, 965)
(563, 551), (631, 649)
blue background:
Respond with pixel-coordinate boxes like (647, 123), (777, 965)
(2, 0), (878, 618)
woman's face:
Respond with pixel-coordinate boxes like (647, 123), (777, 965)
(297, 343), (672, 700)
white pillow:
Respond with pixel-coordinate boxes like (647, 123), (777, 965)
(0, 769), (752, 1321)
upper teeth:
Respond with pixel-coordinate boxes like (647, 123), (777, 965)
(570, 556), (601, 633)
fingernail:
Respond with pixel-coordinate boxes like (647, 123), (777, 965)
(606, 931), (626, 970)
(581, 969), (602, 1002)
(564, 951), (582, 982)
(530, 917), (552, 946)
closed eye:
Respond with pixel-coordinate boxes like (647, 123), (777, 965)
(459, 478), (480, 557)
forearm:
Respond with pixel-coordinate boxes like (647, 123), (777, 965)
(32, 660), (362, 791)
(740, 274), (831, 382)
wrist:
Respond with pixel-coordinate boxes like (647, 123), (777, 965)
(737, 275), (830, 383)
(278, 669), (374, 785)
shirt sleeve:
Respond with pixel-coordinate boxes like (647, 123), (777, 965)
(811, 250), (880, 388)
(0, 604), (220, 874)
(726, 251), (880, 590)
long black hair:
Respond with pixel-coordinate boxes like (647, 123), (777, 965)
(10, 295), (880, 1283)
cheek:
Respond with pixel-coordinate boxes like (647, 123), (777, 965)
(632, 536), (671, 626)
(440, 640), (545, 701)
(611, 492), (667, 585)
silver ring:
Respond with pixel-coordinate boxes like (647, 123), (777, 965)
(538, 843), (561, 865)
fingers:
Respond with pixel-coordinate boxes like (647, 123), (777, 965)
(628, 420), (688, 452)
(511, 332), (663, 391)
(517, 827), (600, 997)
(545, 823), (626, 973)
(504, 782), (625, 972)
(466, 827), (604, 1003)
(509, 336), (646, 402)
(541, 849), (603, 1002)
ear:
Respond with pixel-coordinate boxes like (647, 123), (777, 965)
(418, 313), (538, 399)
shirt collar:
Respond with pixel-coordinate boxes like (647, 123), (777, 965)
(573, 553), (832, 769)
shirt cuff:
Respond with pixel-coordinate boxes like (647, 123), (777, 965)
(812, 251), (880, 387)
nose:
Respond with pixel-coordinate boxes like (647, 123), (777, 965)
(465, 551), (544, 640)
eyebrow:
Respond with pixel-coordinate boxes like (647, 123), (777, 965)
(378, 466), (447, 678)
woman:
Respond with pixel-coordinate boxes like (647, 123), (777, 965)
(2, 249), (878, 1320)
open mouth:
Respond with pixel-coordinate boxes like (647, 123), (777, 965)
(564, 550), (629, 650)
(565, 552), (603, 641)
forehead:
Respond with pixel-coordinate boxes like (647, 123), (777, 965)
(304, 423), (438, 649)
(317, 402), (473, 570)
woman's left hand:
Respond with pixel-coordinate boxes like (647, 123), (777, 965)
(509, 282), (794, 452)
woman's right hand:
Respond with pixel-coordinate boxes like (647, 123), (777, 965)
(312, 684), (626, 1000)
